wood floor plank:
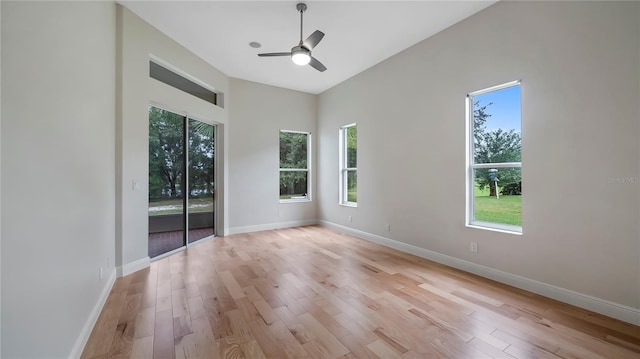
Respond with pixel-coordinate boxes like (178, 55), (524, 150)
(333, 312), (378, 343)
(274, 306), (315, 345)
(247, 318), (290, 358)
(475, 331), (510, 351)
(408, 307), (475, 343)
(219, 270), (246, 299)
(468, 337), (515, 358)
(172, 289), (190, 318)
(338, 334), (377, 359)
(269, 320), (312, 359)
(82, 226), (640, 359)
(173, 315), (193, 339)
(227, 309), (255, 343)
(153, 309), (175, 359)
(135, 307), (156, 339)
(203, 297), (233, 340)
(239, 339), (268, 359)
(81, 287), (128, 358)
(366, 340), (403, 359)
(156, 294), (172, 313)
(492, 329), (562, 359)
(216, 338), (243, 359)
(130, 336), (154, 359)
(253, 298), (278, 325)
(298, 312), (350, 358)
(174, 333), (197, 359)
(191, 316), (219, 359)
(187, 296), (206, 320)
(244, 285), (264, 302)
(184, 281), (201, 299)
(372, 327), (410, 354)
(171, 273), (186, 291)
(605, 334), (640, 353)
(212, 277), (239, 313)
(107, 293), (141, 358)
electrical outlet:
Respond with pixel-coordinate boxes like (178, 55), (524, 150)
(386, 224), (391, 231)
(349, 215), (352, 223)
(99, 267), (104, 281)
(470, 242), (478, 253)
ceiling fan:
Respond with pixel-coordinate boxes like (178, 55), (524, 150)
(258, 3), (327, 72)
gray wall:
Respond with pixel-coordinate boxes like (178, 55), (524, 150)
(116, 5), (229, 272)
(1, 2), (116, 357)
(229, 78), (318, 232)
(318, 1), (639, 312)
(1, 2), (3, 354)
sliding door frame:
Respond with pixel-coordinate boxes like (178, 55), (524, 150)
(148, 103), (218, 259)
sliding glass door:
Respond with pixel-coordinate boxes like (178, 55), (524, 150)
(187, 119), (215, 243)
(148, 106), (215, 258)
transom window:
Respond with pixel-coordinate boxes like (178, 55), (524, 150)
(467, 81), (522, 233)
(279, 130), (311, 202)
(339, 124), (357, 206)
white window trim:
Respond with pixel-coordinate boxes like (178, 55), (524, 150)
(339, 123), (357, 207)
(279, 130), (312, 203)
(466, 81), (522, 234)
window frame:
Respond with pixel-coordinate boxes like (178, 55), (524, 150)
(339, 123), (357, 207)
(279, 130), (312, 203)
(466, 81), (522, 234)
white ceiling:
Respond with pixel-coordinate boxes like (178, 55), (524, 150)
(119, 1), (497, 94)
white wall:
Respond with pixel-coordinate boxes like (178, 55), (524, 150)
(116, 5), (229, 273)
(1, 2), (116, 357)
(229, 79), (317, 233)
(318, 1), (640, 317)
(0, 2), (3, 354)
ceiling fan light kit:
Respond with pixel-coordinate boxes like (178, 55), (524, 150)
(258, 2), (327, 72)
(291, 46), (311, 65)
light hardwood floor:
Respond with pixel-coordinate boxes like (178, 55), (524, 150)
(82, 225), (640, 358)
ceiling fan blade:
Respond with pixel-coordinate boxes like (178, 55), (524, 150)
(303, 30), (324, 50)
(258, 52), (291, 57)
(309, 56), (327, 72)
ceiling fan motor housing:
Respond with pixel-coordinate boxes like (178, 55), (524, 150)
(292, 45), (310, 55)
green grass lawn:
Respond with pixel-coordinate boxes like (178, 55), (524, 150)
(347, 189), (357, 203)
(149, 197), (213, 216)
(474, 185), (521, 226)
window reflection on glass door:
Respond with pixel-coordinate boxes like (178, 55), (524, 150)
(148, 107), (186, 258)
(187, 119), (214, 243)
(148, 106), (215, 258)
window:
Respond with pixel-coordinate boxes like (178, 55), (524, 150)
(339, 124), (357, 206)
(279, 130), (311, 202)
(467, 81), (522, 233)
(150, 60), (218, 106)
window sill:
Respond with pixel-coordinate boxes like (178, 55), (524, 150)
(339, 202), (357, 208)
(467, 221), (522, 235)
(280, 198), (311, 204)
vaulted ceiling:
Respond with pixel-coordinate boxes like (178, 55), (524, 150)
(119, 1), (497, 94)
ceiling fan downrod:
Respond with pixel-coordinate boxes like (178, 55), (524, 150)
(297, 3), (307, 45)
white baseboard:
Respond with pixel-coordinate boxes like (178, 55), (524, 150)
(319, 220), (640, 326)
(229, 219), (318, 235)
(68, 269), (117, 359)
(117, 256), (151, 277)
